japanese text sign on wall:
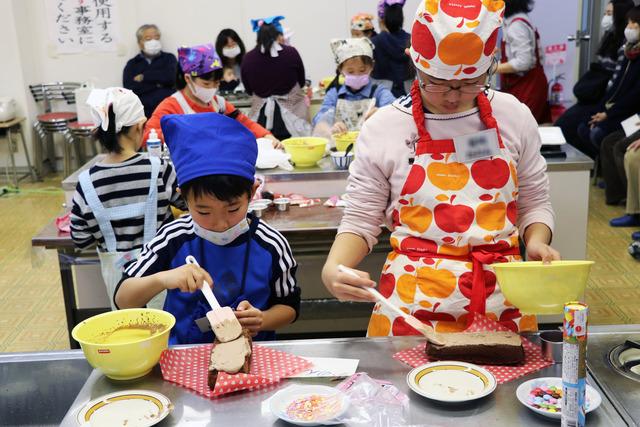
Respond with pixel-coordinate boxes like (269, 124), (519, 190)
(544, 43), (567, 66)
(45, 0), (118, 54)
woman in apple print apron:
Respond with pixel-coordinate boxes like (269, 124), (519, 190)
(322, 0), (560, 336)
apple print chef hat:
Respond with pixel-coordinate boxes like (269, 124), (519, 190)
(409, 0), (505, 80)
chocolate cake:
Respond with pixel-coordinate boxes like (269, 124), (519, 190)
(426, 331), (525, 365)
(207, 328), (253, 389)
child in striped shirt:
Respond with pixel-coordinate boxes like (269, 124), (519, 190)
(70, 88), (185, 310)
(115, 113), (300, 345)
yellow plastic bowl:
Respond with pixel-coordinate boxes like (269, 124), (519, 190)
(491, 261), (594, 315)
(282, 137), (328, 168)
(72, 308), (175, 380)
(333, 131), (359, 152)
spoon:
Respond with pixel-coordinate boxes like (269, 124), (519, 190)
(343, 143), (354, 158)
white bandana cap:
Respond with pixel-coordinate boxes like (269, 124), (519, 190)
(86, 87), (145, 132)
(409, 0), (505, 79)
(330, 38), (374, 66)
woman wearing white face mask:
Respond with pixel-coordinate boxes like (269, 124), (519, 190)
(123, 24), (177, 117)
(215, 29), (247, 93)
(144, 43), (281, 148)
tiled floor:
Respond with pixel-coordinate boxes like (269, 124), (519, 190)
(0, 175), (639, 352)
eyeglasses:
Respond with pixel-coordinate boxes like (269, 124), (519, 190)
(419, 80), (489, 94)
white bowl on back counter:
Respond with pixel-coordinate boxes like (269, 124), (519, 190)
(0, 97), (16, 122)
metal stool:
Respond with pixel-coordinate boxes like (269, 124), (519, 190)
(68, 122), (99, 165)
(29, 82), (81, 177)
(0, 117), (38, 187)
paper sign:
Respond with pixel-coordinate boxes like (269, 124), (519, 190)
(45, 0), (119, 54)
(287, 357), (359, 378)
(621, 114), (640, 137)
(545, 44), (567, 66)
(538, 126), (567, 146)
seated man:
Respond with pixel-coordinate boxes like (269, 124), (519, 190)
(123, 24), (177, 117)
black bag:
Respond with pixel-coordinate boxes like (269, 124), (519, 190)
(573, 62), (613, 104)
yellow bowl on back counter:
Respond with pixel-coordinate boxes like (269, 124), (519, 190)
(282, 137), (328, 168)
(490, 260), (594, 315)
(72, 308), (175, 380)
(333, 131), (359, 152)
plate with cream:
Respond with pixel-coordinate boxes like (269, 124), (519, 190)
(407, 361), (497, 403)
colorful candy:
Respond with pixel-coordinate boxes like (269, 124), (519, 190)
(285, 394), (342, 422)
(528, 384), (564, 412)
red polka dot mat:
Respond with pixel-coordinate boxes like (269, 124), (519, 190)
(159, 344), (313, 398)
(392, 313), (553, 384)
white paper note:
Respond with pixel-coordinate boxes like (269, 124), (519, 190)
(287, 357), (359, 378)
(621, 114), (640, 137)
(538, 126), (567, 146)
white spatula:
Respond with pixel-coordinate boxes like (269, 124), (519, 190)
(338, 265), (445, 346)
(185, 255), (220, 309)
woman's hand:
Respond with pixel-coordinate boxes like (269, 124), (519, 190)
(322, 263), (377, 302)
(234, 300), (263, 336)
(331, 121), (348, 135)
(158, 264), (213, 293)
(264, 133), (283, 149)
(589, 112), (607, 127)
(526, 241), (561, 264)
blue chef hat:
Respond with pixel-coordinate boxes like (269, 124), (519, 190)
(160, 113), (257, 186)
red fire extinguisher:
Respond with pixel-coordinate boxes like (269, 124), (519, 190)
(549, 74), (566, 123)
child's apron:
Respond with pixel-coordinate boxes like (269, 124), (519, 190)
(335, 86), (378, 131)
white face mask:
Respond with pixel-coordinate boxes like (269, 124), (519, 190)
(188, 78), (218, 104)
(193, 218), (250, 246)
(601, 15), (613, 33)
(143, 39), (162, 56)
(625, 27), (640, 43)
(222, 45), (241, 58)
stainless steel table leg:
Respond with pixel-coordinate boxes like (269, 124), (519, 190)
(6, 128), (18, 188)
(17, 123), (38, 182)
(58, 250), (80, 349)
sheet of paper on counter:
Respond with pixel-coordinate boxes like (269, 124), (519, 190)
(621, 114), (640, 137)
(538, 126), (566, 146)
(286, 357), (359, 378)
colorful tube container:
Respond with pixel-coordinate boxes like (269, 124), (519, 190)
(561, 301), (588, 427)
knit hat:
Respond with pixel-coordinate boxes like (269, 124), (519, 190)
(409, 0), (504, 79)
(178, 43), (222, 77)
(330, 38), (374, 66)
(161, 113), (257, 186)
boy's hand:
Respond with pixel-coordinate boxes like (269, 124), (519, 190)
(234, 300), (263, 336)
(158, 264), (213, 293)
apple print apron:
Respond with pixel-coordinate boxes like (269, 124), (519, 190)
(367, 80), (536, 337)
(500, 17), (551, 124)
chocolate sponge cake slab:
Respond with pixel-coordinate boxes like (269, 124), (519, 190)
(426, 331), (525, 366)
(208, 329), (253, 389)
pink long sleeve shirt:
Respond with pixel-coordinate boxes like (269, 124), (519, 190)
(338, 90), (555, 250)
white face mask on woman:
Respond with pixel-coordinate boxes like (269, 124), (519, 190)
(187, 77), (218, 104)
(601, 15), (613, 33)
(625, 27), (640, 43)
(222, 45), (241, 58)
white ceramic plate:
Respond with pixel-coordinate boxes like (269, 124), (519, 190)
(406, 361), (497, 403)
(516, 377), (602, 419)
(269, 385), (350, 426)
(76, 389), (172, 427)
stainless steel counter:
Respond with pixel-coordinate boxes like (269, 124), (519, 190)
(0, 336), (611, 426)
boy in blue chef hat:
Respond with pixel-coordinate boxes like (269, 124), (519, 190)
(115, 113), (300, 344)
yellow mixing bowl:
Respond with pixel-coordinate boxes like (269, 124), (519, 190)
(333, 131), (359, 152)
(72, 308), (175, 380)
(491, 260), (594, 315)
(282, 137), (327, 168)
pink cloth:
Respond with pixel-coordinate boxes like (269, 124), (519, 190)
(338, 90), (555, 250)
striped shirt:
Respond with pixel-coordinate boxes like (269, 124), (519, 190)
(70, 154), (186, 252)
(117, 214), (300, 343)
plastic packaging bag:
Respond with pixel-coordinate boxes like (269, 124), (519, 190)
(334, 372), (409, 426)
